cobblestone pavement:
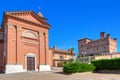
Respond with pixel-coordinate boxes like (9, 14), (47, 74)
(0, 71), (120, 80)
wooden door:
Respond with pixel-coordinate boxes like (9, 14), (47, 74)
(27, 57), (35, 71)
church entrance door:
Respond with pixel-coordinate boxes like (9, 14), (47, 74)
(27, 57), (35, 71)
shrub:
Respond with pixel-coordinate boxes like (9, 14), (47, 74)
(63, 62), (95, 74)
(63, 61), (67, 65)
(68, 59), (74, 63)
(91, 58), (120, 71)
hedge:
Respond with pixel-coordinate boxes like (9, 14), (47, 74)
(91, 58), (120, 71)
(63, 62), (95, 74)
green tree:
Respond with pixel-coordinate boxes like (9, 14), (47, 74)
(71, 48), (74, 53)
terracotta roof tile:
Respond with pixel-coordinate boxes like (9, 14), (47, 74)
(49, 48), (71, 54)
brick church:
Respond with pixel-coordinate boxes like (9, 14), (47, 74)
(0, 11), (52, 73)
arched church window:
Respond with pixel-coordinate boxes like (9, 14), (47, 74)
(22, 30), (38, 40)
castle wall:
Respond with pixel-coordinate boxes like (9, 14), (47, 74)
(78, 32), (117, 55)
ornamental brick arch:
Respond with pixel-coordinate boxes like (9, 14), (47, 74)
(22, 30), (38, 40)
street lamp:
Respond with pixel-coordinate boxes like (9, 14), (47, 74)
(82, 51), (86, 63)
(110, 52), (113, 59)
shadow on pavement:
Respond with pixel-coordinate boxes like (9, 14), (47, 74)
(0, 72), (5, 74)
(93, 70), (120, 74)
(54, 72), (64, 74)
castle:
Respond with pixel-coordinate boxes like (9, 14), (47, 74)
(78, 32), (117, 55)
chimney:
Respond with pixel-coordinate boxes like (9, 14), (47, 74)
(68, 49), (71, 52)
(100, 32), (106, 38)
(114, 38), (117, 41)
(38, 12), (44, 17)
(53, 46), (56, 49)
(107, 34), (110, 38)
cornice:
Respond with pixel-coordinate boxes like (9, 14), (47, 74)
(6, 14), (50, 29)
(5, 11), (50, 26)
(53, 50), (72, 55)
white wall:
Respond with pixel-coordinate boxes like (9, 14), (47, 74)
(5, 64), (24, 74)
(39, 65), (51, 71)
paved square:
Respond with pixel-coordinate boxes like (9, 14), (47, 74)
(0, 71), (120, 80)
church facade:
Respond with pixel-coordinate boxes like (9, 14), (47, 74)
(0, 11), (52, 73)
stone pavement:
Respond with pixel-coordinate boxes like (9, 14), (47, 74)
(0, 70), (120, 80)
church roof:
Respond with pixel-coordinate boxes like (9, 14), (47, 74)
(2, 10), (50, 29)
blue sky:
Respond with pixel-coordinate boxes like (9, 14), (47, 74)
(0, 0), (120, 56)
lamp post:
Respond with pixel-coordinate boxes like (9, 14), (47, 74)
(110, 52), (113, 59)
(82, 51), (86, 63)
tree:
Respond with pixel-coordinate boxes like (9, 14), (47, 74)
(71, 48), (74, 53)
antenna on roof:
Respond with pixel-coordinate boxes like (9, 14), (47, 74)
(37, 6), (44, 17)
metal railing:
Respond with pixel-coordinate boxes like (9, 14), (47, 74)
(77, 56), (95, 63)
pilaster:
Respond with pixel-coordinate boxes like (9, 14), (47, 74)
(6, 24), (14, 64)
(39, 31), (45, 65)
(44, 33), (49, 65)
(16, 26), (22, 64)
(7, 24), (14, 29)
